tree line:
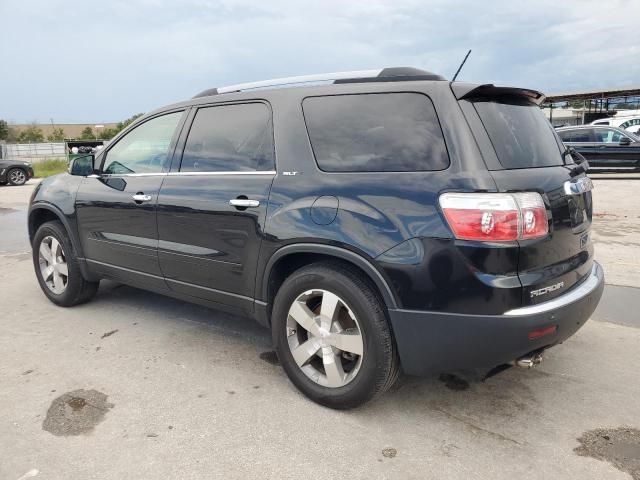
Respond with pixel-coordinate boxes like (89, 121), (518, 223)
(0, 114), (144, 143)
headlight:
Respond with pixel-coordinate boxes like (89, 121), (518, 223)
(23, 162), (32, 166)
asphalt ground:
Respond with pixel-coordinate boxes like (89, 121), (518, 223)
(0, 176), (638, 480)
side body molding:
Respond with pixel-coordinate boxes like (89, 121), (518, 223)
(259, 243), (399, 309)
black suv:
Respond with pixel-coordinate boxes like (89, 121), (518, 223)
(556, 125), (640, 172)
(29, 67), (604, 408)
(0, 159), (34, 185)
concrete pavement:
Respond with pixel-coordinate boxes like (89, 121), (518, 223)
(0, 178), (638, 480)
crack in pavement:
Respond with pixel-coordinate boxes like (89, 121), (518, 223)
(431, 405), (524, 446)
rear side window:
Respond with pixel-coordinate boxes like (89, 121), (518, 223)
(558, 129), (593, 142)
(473, 98), (564, 169)
(303, 93), (449, 172)
(180, 103), (274, 172)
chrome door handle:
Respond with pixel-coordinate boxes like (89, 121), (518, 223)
(132, 193), (152, 203)
(229, 199), (260, 208)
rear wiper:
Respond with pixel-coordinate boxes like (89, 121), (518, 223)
(562, 146), (589, 177)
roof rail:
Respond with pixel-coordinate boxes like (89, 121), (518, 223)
(193, 67), (445, 98)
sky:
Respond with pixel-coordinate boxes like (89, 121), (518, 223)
(1, 0), (639, 124)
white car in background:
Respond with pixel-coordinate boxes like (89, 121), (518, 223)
(625, 124), (640, 135)
(591, 115), (640, 133)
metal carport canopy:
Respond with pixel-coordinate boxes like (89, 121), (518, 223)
(544, 85), (640, 103)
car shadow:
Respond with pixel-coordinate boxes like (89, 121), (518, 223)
(92, 280), (272, 346)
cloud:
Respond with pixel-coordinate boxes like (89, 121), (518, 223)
(1, 0), (637, 122)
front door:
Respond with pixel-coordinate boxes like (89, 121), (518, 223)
(590, 128), (640, 170)
(76, 111), (185, 290)
(157, 102), (275, 312)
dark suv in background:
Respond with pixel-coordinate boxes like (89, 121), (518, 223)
(29, 67), (604, 408)
(0, 159), (34, 185)
(557, 125), (640, 172)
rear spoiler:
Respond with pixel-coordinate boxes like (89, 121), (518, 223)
(451, 82), (546, 105)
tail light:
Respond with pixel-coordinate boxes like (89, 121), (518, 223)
(439, 192), (548, 242)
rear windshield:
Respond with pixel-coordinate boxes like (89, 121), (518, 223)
(473, 98), (564, 169)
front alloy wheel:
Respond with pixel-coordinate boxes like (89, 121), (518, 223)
(38, 236), (69, 294)
(286, 289), (364, 388)
(32, 220), (99, 306)
(8, 168), (27, 186)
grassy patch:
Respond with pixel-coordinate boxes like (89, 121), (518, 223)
(33, 159), (68, 178)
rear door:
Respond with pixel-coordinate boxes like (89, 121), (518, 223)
(76, 111), (185, 290)
(465, 96), (593, 307)
(157, 102), (275, 312)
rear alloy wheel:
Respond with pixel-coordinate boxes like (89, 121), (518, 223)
(286, 289), (364, 388)
(272, 263), (399, 409)
(32, 220), (99, 306)
(8, 168), (27, 186)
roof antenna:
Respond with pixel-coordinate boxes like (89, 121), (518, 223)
(451, 49), (472, 82)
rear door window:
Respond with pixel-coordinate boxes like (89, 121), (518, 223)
(473, 98), (564, 169)
(180, 103), (274, 172)
(558, 129), (594, 142)
(302, 93), (449, 172)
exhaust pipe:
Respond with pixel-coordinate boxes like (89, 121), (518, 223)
(512, 351), (544, 369)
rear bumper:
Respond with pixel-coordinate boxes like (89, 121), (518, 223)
(388, 262), (605, 376)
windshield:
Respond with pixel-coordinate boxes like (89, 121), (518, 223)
(627, 130), (640, 141)
(473, 98), (564, 169)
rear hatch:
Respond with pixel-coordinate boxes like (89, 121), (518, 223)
(457, 85), (594, 307)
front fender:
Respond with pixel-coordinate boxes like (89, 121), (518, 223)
(28, 174), (84, 256)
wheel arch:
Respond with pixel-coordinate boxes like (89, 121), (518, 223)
(28, 204), (83, 258)
(259, 244), (399, 317)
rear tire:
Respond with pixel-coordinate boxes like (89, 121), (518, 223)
(272, 262), (399, 409)
(32, 220), (99, 307)
(7, 168), (27, 186)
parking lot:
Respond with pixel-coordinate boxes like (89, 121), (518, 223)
(1, 177), (639, 479)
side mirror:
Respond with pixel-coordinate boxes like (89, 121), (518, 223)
(619, 137), (631, 146)
(69, 154), (95, 176)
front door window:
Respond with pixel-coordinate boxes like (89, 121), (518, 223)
(102, 112), (183, 174)
(595, 129), (625, 144)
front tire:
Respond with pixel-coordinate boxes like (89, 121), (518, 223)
(32, 221), (99, 307)
(8, 168), (27, 186)
(272, 262), (399, 409)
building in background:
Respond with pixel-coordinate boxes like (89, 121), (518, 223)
(10, 123), (117, 140)
(543, 85), (640, 127)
